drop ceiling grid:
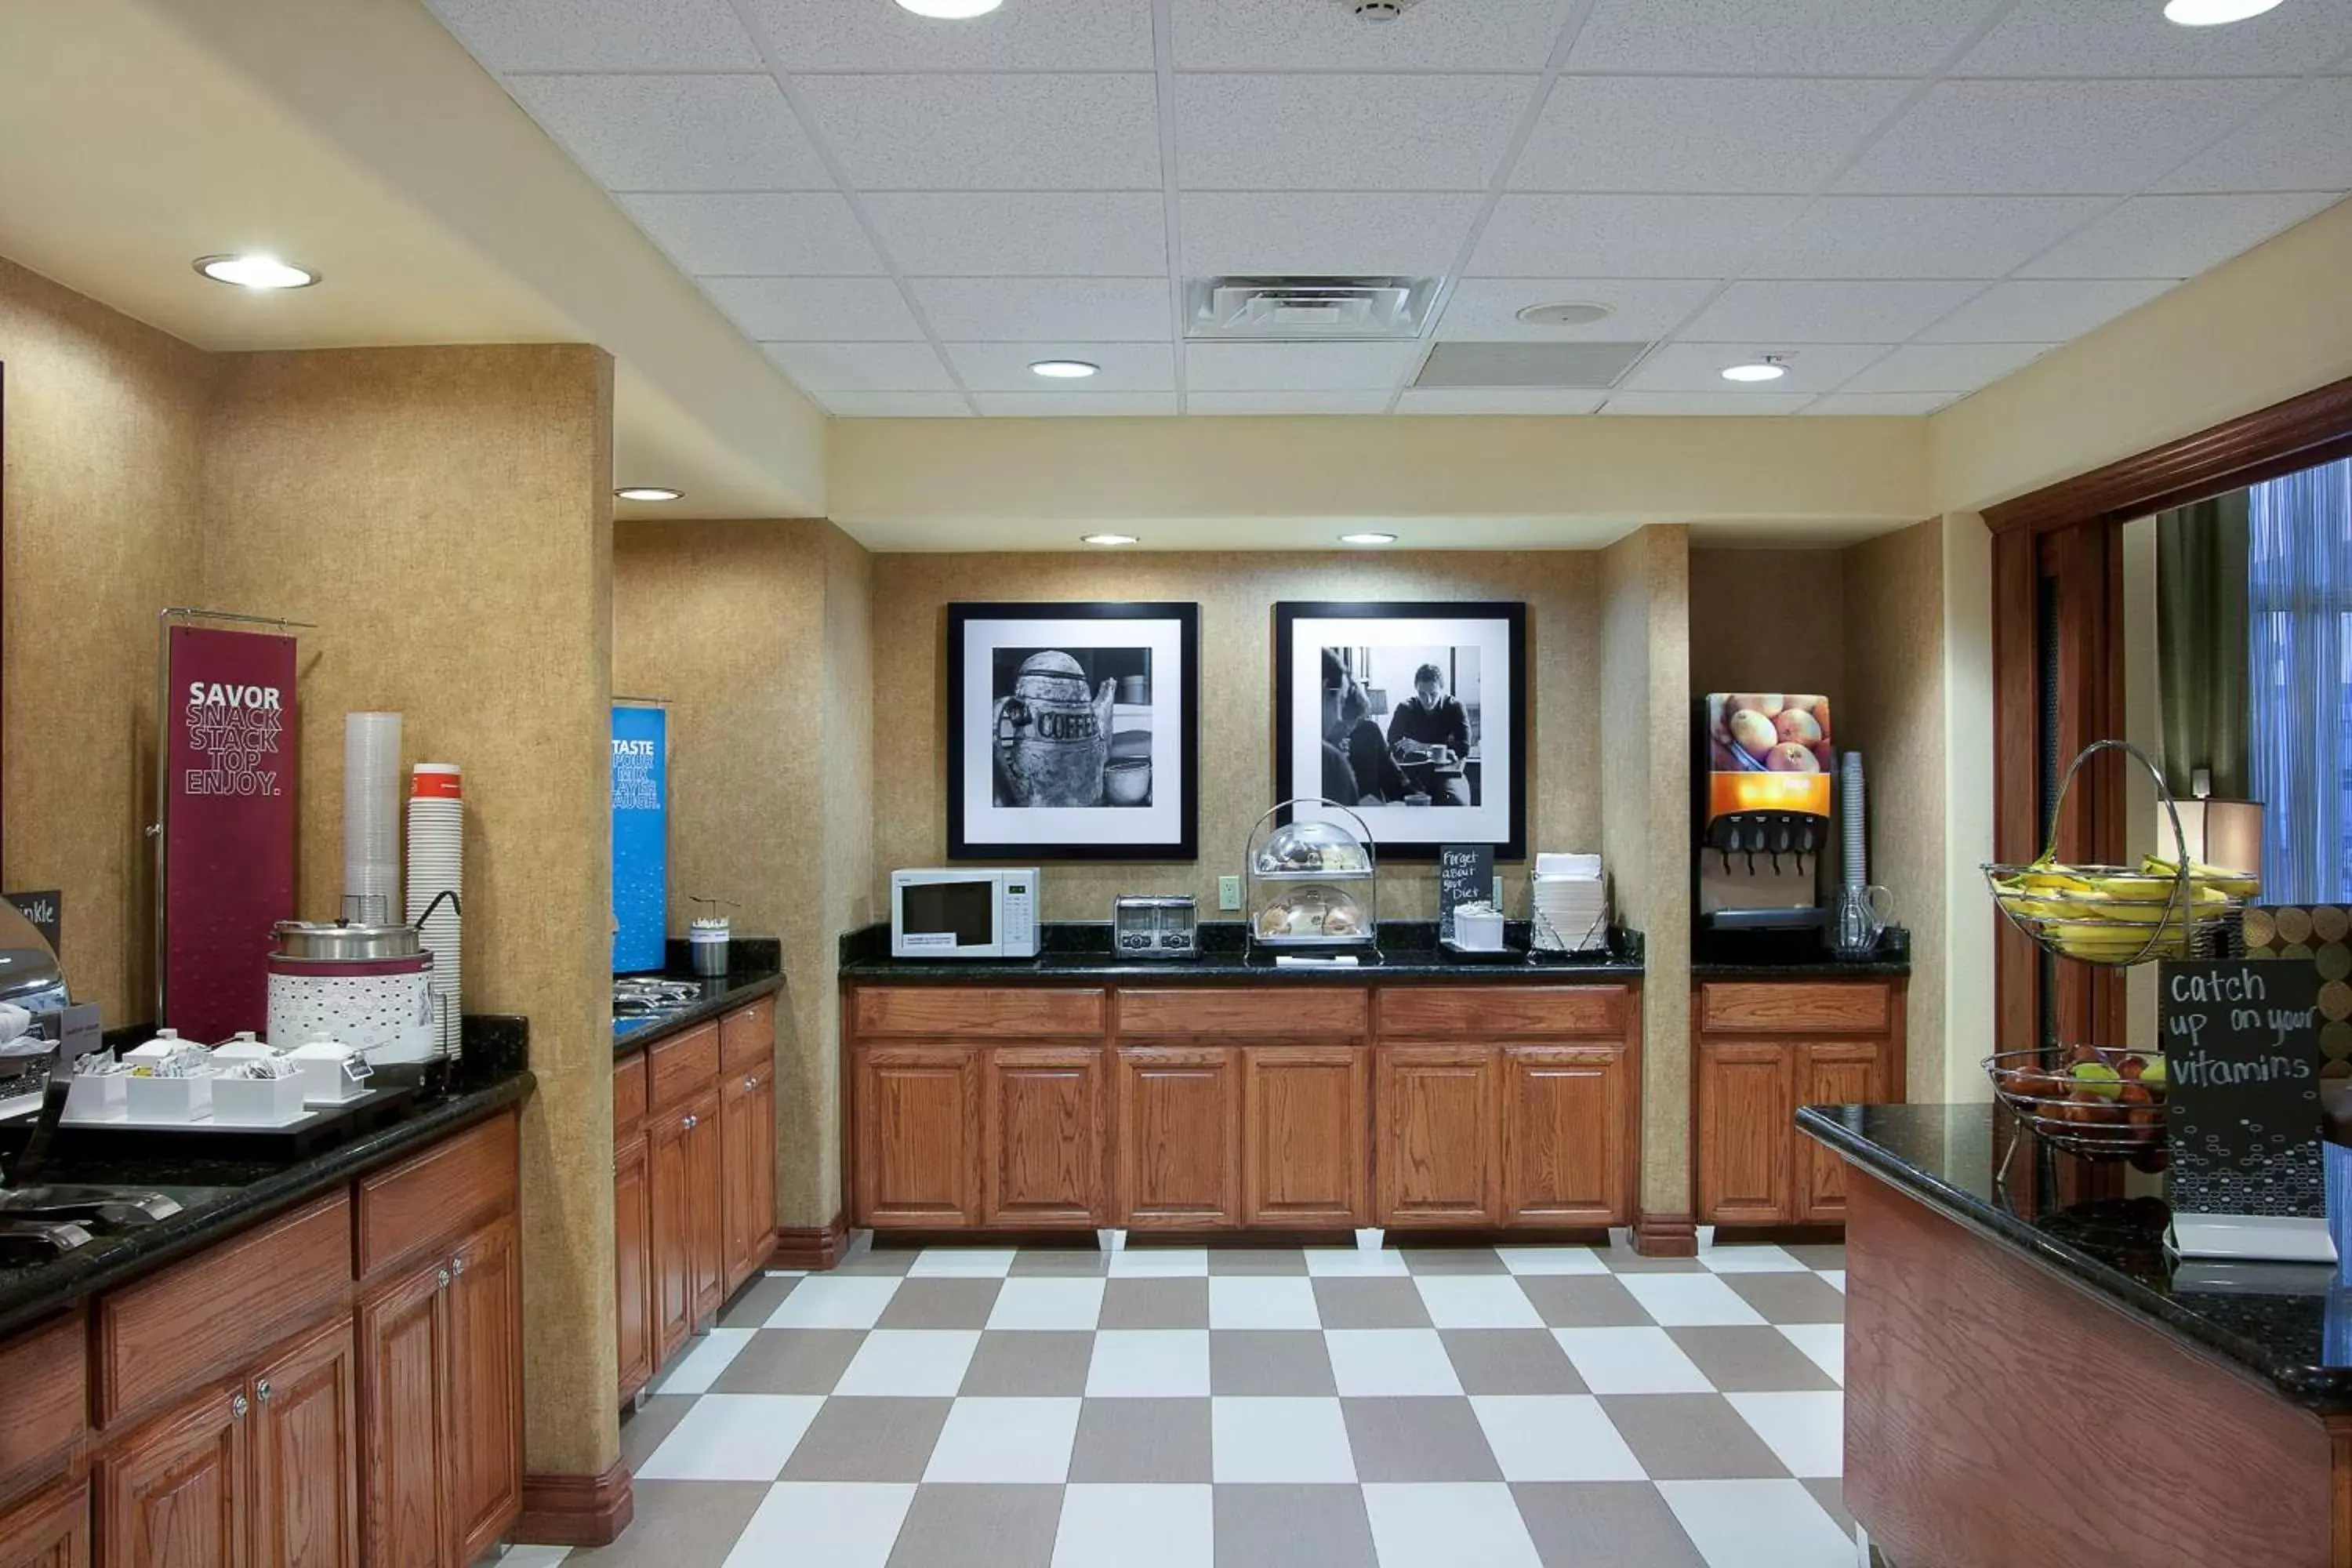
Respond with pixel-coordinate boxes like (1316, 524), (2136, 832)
(425, 0), (2352, 419)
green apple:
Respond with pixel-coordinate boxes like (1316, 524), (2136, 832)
(2140, 1056), (2168, 1090)
(2070, 1061), (2123, 1101)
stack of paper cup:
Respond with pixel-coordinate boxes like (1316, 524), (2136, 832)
(343, 713), (403, 926)
(406, 763), (463, 1058)
(1530, 852), (1610, 953)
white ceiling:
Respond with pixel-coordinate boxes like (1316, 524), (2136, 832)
(430, 0), (2350, 417)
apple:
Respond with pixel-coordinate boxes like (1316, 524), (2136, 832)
(1776, 710), (1824, 747)
(1729, 709), (1778, 762)
(2070, 1061), (2122, 1101)
(1766, 742), (1822, 774)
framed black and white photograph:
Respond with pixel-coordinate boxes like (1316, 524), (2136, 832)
(1273, 601), (1527, 861)
(948, 601), (1200, 861)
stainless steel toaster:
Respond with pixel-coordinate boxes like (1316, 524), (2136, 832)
(1112, 895), (1200, 960)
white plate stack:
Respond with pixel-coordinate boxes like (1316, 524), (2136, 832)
(343, 713), (402, 925)
(1530, 852), (1610, 953)
(406, 763), (463, 1058)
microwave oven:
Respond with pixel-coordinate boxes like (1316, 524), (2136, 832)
(891, 868), (1041, 959)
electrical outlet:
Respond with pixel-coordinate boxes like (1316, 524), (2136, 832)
(1218, 875), (1243, 911)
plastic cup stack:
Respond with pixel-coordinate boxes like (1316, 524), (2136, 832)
(406, 763), (463, 1058)
(343, 713), (403, 924)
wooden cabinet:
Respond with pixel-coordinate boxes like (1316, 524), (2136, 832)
(1113, 1047), (1240, 1229)
(248, 1319), (358, 1568)
(1501, 1044), (1628, 1226)
(1242, 1045), (1368, 1229)
(983, 1047), (1106, 1227)
(0, 1483), (88, 1568)
(648, 1104), (696, 1368)
(445, 1218), (521, 1568)
(851, 1045), (982, 1228)
(357, 1265), (444, 1568)
(720, 1062), (777, 1296)
(1376, 1045), (1497, 1226)
(632, 1032), (730, 1380)
(1796, 1041), (1893, 1221)
(613, 1128), (653, 1404)
(1697, 1043), (1798, 1225)
(97, 1379), (245, 1568)
(684, 1088), (726, 1321)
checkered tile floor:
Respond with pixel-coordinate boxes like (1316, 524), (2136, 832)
(506, 1237), (1857, 1568)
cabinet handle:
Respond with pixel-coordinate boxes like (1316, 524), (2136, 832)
(453, 1254), (466, 1278)
(684, 1113), (698, 1130)
(746, 1076), (757, 1090)
(256, 1379), (272, 1404)
(231, 1392), (250, 1420)
(437, 1267), (451, 1290)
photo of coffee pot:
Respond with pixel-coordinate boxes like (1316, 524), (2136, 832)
(993, 651), (1118, 808)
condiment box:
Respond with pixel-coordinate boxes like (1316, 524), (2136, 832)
(286, 1040), (372, 1105)
(212, 1065), (308, 1126)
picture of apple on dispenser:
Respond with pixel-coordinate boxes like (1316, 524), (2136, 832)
(1708, 693), (1835, 775)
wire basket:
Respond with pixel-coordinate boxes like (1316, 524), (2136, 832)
(1981, 739), (2253, 968)
(1985, 1047), (2169, 1163)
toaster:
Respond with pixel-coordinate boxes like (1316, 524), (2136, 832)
(1112, 895), (1200, 960)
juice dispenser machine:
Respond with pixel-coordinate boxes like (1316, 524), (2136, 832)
(1697, 693), (1833, 931)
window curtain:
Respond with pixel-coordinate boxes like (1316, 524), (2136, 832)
(2247, 456), (2352, 904)
(2156, 491), (2250, 801)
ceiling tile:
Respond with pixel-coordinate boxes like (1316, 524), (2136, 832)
(1511, 77), (1909, 194)
(1177, 74), (1535, 191)
(909, 278), (1172, 341)
(425, 0), (760, 71)
(761, 340), (956, 392)
(1565, 0), (2004, 75)
(1183, 192), (1485, 276)
(1436, 278), (1719, 341)
(698, 277), (924, 340)
(792, 74), (1161, 191)
(1957, 0), (2352, 78)
(504, 75), (829, 193)
(1185, 340), (1425, 391)
(943, 343), (1177, 392)
(969, 392), (1181, 416)
(1471, 194), (1803, 277)
(620, 192), (884, 274)
(2157, 81), (2352, 194)
(1835, 78), (2288, 195)
(1395, 389), (1607, 415)
(1599, 391), (1817, 415)
(746, 0), (1153, 70)
(820, 392), (974, 417)
(1801, 392), (1958, 415)
(1914, 278), (2176, 343)
(2020, 193), (2341, 278)
(1185, 392), (1397, 415)
(1838, 341), (2052, 393)
(1747, 195), (2109, 279)
(1682, 280), (1985, 342)
(1621, 343), (1893, 394)
(866, 193), (1168, 276)
(1171, 0), (1574, 71)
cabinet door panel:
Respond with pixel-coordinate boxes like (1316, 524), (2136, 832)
(1798, 1041), (1893, 1221)
(853, 1047), (982, 1229)
(1501, 1045), (1627, 1226)
(97, 1380), (245, 1568)
(614, 1130), (654, 1403)
(1376, 1045), (1497, 1227)
(1697, 1044), (1796, 1225)
(357, 1263), (445, 1568)
(984, 1047), (1105, 1227)
(750, 1073), (777, 1272)
(1242, 1046), (1367, 1229)
(250, 1316), (358, 1568)
(685, 1088), (727, 1320)
(720, 1065), (775, 1294)
(648, 1109), (695, 1367)
(0, 1479), (89, 1568)
(447, 1215), (523, 1566)
(1115, 1047), (1240, 1229)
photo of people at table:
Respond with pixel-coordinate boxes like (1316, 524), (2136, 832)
(1318, 644), (1482, 810)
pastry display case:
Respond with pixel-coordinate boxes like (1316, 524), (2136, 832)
(1245, 800), (1379, 953)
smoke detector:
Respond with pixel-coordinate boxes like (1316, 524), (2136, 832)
(1345, 0), (1419, 19)
(1185, 277), (1439, 340)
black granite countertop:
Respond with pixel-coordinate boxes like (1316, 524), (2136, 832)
(1690, 926), (1911, 980)
(614, 961), (789, 1058)
(1799, 1102), (2352, 1411)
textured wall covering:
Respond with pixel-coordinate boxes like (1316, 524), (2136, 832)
(1688, 548), (1848, 706)
(869, 552), (1608, 923)
(0, 256), (212, 1021)
(202, 344), (617, 1477)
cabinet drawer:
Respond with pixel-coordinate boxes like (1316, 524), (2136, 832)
(0, 1310), (89, 1485)
(1119, 989), (1367, 1038)
(1377, 985), (1627, 1039)
(355, 1112), (520, 1279)
(720, 994), (777, 1069)
(648, 1022), (720, 1109)
(1698, 982), (1890, 1035)
(615, 1051), (648, 1133)
(97, 1192), (350, 1425)
(855, 987), (1105, 1038)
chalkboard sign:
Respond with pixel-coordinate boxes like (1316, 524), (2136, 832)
(1437, 844), (1494, 942)
(2, 891), (60, 957)
(2161, 957), (2325, 1219)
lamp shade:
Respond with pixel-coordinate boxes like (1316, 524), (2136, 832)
(2175, 797), (2264, 880)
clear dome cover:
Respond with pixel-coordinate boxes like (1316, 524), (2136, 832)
(1253, 884), (1370, 942)
(1254, 818), (1372, 875)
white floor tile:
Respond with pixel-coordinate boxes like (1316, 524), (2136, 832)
(924, 1396), (1083, 1483)
(1361, 1483), (1541, 1568)
(833, 1330), (982, 1396)
(1777, 1323), (1844, 1386)
(1657, 1479), (1857, 1567)
(1469, 1395), (1646, 1483)
(1552, 1327), (1715, 1395)
(651, 1327), (755, 1396)
(1495, 1246), (1609, 1276)
(1414, 1274), (1544, 1329)
(1618, 1272), (1769, 1328)
(724, 1483), (913, 1568)
(1207, 1275), (1320, 1330)
(635, 1394), (824, 1482)
(765, 1276), (901, 1329)
(1210, 1396), (1357, 1483)
(1305, 1247), (1411, 1277)
(1698, 1244), (1809, 1275)
(1821, 1270), (1847, 1293)
(908, 1247), (1018, 1278)
(1726, 1392), (1845, 1479)
(1111, 1247), (1209, 1278)
(988, 1276), (1107, 1330)
(1324, 1328), (1464, 1396)
(1053, 1483), (1214, 1567)
(498, 1549), (571, 1566)
(1086, 1330), (1212, 1397)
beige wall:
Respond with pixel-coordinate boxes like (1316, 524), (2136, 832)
(0, 255), (212, 1021)
(201, 343), (618, 1479)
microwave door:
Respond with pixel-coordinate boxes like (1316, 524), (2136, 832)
(901, 880), (996, 953)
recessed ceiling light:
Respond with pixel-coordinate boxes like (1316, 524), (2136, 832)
(2163, 0), (2284, 24)
(1515, 302), (1614, 327)
(1081, 533), (1138, 546)
(1721, 355), (1789, 383)
(193, 254), (319, 290)
(1029, 359), (1100, 379)
(1341, 532), (1399, 546)
(615, 486), (684, 503)
(896, 0), (1002, 17)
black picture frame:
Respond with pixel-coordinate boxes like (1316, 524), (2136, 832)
(1273, 600), (1529, 861)
(946, 601), (1201, 862)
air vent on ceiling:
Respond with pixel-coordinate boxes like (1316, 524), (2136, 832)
(1185, 277), (1438, 341)
(1414, 341), (1655, 390)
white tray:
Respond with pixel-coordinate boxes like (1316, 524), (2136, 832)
(62, 1098), (324, 1131)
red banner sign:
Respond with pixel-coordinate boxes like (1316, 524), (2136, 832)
(164, 624), (296, 1038)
